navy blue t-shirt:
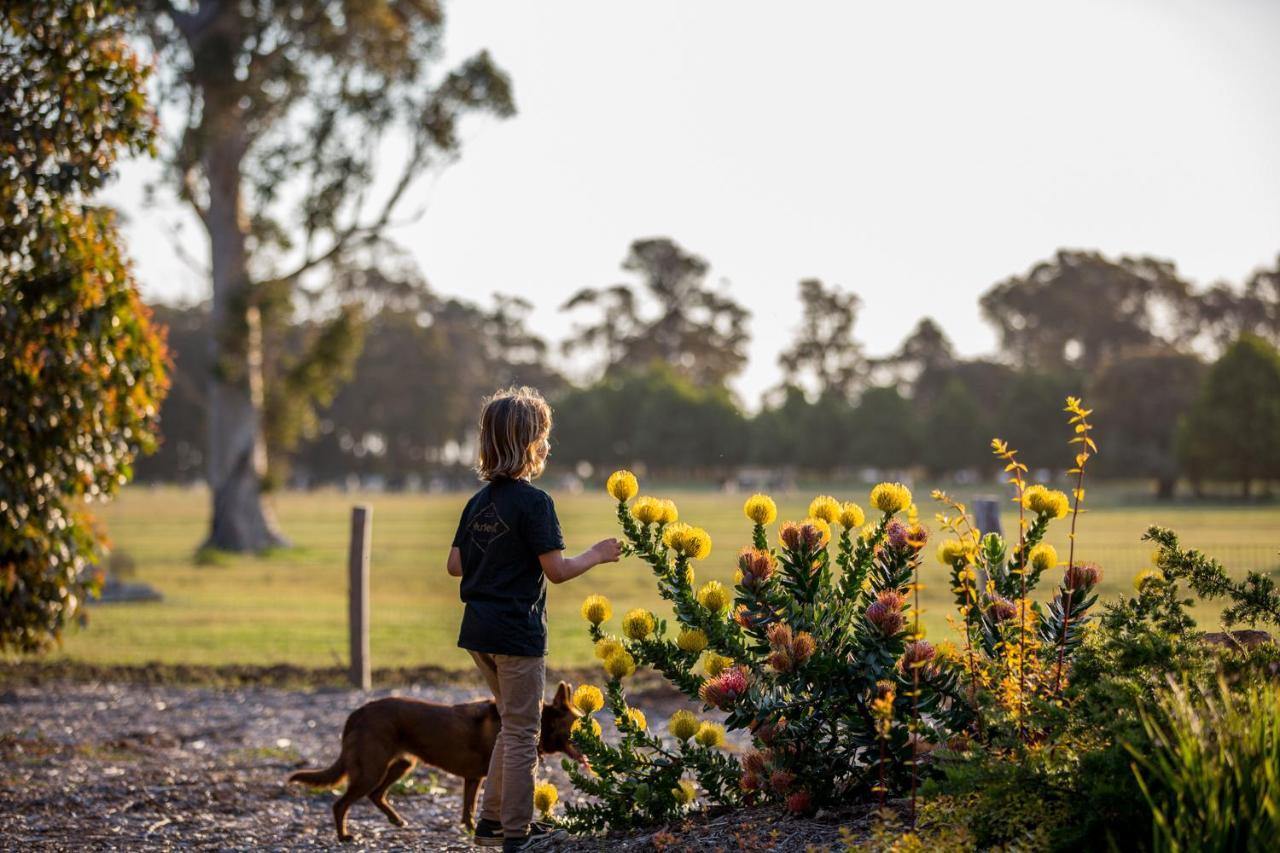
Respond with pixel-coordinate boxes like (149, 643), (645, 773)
(452, 477), (565, 657)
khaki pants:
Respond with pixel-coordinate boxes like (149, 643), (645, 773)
(469, 650), (546, 836)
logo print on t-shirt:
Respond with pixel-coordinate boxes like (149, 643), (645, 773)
(467, 503), (509, 552)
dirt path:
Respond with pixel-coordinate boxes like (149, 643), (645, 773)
(0, 681), (565, 850)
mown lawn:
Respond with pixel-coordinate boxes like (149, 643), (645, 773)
(55, 485), (1280, 670)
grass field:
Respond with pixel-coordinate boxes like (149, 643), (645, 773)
(53, 484), (1280, 671)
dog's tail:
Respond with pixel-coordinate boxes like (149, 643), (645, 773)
(288, 758), (346, 788)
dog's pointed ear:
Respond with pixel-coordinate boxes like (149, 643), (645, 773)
(553, 681), (572, 707)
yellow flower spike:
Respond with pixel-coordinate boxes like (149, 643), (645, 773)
(1134, 568), (1165, 591)
(702, 652), (733, 677)
(676, 628), (708, 653)
(694, 721), (726, 748)
(808, 495), (841, 524)
(838, 502), (866, 529)
(594, 635), (625, 660)
(696, 580), (730, 614)
(658, 499), (679, 525)
(859, 522), (878, 542)
(1028, 543), (1058, 574)
(743, 494), (778, 525)
(571, 684), (605, 715)
(533, 781), (558, 815)
(672, 779), (697, 805)
(937, 539), (968, 565)
(603, 649), (637, 680)
(581, 595), (612, 625)
(606, 470), (639, 502)
(870, 482), (912, 514)
(671, 526), (712, 560)
(630, 496), (663, 525)
(571, 716), (602, 738)
(625, 707), (647, 731)
(668, 710), (700, 741)
(622, 608), (656, 640)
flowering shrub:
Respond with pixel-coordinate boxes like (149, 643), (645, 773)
(558, 398), (1117, 830)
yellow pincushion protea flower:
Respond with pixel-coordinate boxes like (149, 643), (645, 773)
(571, 716), (602, 738)
(696, 580), (730, 614)
(870, 482), (912, 514)
(743, 494), (777, 525)
(603, 649), (637, 680)
(630, 496), (664, 525)
(1028, 543), (1058, 573)
(622, 608), (656, 640)
(572, 684), (604, 715)
(677, 527), (713, 560)
(937, 539), (969, 565)
(533, 781), (558, 815)
(677, 628), (708, 653)
(859, 522), (878, 542)
(694, 721), (726, 748)
(626, 707), (647, 731)
(606, 469), (639, 502)
(1022, 484), (1070, 519)
(594, 635), (625, 660)
(1134, 568), (1165, 591)
(668, 709), (700, 741)
(703, 652), (733, 677)
(672, 779), (697, 805)
(807, 495), (841, 524)
(581, 594), (612, 625)
(658, 498), (679, 525)
(838, 502), (866, 529)
(663, 521), (692, 551)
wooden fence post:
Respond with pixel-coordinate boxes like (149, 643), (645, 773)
(348, 505), (372, 690)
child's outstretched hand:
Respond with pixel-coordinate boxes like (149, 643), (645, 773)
(592, 538), (622, 564)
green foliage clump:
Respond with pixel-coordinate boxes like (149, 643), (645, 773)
(1, 0), (168, 652)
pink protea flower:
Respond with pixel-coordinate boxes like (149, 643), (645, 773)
(699, 666), (750, 709)
(799, 522), (824, 550)
(988, 595), (1018, 623)
(779, 522), (802, 550)
(766, 621), (794, 651)
(1064, 562), (1102, 591)
(866, 602), (905, 637)
(769, 769), (796, 794)
(785, 790), (813, 815)
(743, 750), (768, 775)
(886, 520), (909, 549)
(790, 631), (816, 665)
(738, 548), (776, 587)
(753, 719), (786, 745)
(768, 650), (794, 673)
(901, 640), (936, 670)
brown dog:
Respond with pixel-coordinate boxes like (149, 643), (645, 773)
(288, 682), (582, 842)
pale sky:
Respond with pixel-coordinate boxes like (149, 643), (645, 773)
(108, 0), (1280, 407)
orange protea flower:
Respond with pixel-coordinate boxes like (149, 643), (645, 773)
(768, 650), (794, 673)
(987, 595), (1018, 623)
(779, 521), (802, 550)
(905, 523), (929, 550)
(785, 790), (813, 815)
(901, 640), (936, 670)
(791, 631), (816, 665)
(743, 750), (768, 775)
(699, 666), (750, 709)
(737, 547), (776, 588)
(769, 769), (796, 794)
(801, 517), (832, 548)
(739, 773), (761, 793)
(754, 719), (786, 745)
(766, 621), (794, 651)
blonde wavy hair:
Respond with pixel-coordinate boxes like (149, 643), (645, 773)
(475, 386), (553, 481)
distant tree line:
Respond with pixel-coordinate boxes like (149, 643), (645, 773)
(137, 239), (1280, 498)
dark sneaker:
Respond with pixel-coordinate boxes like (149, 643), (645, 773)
(501, 822), (555, 852)
(473, 817), (503, 847)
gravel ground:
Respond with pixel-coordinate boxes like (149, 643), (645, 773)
(0, 680), (861, 851)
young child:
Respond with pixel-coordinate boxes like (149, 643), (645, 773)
(447, 386), (620, 852)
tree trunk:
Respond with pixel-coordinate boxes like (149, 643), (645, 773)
(199, 128), (288, 552)
(1155, 477), (1175, 501)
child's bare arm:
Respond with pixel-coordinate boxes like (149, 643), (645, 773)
(446, 546), (463, 577)
(539, 538), (621, 584)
